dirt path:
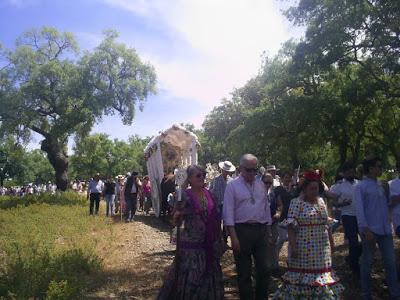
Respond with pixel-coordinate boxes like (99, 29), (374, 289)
(88, 211), (394, 300)
(88, 211), (278, 299)
(88, 212), (176, 299)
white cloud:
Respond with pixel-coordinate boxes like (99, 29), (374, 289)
(103, 0), (298, 109)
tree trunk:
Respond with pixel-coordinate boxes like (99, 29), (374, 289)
(41, 137), (69, 191)
(338, 136), (348, 166)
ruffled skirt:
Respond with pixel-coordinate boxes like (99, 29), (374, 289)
(157, 249), (224, 300)
(273, 269), (344, 299)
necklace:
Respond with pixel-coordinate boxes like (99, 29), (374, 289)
(244, 181), (256, 204)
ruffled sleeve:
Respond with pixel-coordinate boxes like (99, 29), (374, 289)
(286, 198), (301, 228)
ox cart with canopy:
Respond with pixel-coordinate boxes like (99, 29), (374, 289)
(144, 124), (200, 217)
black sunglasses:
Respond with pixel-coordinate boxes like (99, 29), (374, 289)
(244, 167), (258, 173)
(195, 172), (207, 179)
(263, 181), (273, 185)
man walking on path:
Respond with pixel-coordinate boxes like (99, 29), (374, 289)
(223, 154), (272, 300)
(124, 171), (141, 222)
(354, 156), (400, 300)
(330, 161), (361, 275)
(103, 175), (116, 217)
(210, 160), (236, 216)
(87, 173), (104, 215)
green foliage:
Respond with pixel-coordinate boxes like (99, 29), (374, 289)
(69, 133), (150, 178)
(20, 149), (55, 185)
(200, 0), (400, 180)
(0, 27), (156, 190)
(0, 137), (25, 186)
(46, 280), (75, 300)
(0, 137), (54, 185)
(0, 191), (85, 209)
(0, 247), (101, 299)
(0, 192), (111, 299)
(286, 0), (400, 162)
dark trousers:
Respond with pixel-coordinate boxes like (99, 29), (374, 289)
(89, 193), (101, 215)
(125, 193), (137, 221)
(234, 223), (271, 300)
(342, 215), (362, 273)
(160, 198), (169, 217)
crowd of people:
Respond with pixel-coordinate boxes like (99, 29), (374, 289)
(0, 182), (57, 196)
(2, 153), (399, 299)
(85, 172), (153, 221)
(157, 154), (400, 300)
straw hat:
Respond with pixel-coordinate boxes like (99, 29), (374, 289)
(266, 165), (279, 171)
(218, 161), (236, 173)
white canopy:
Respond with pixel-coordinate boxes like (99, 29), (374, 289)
(144, 124), (200, 216)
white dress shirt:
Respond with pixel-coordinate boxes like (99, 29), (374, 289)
(330, 179), (358, 216)
(223, 175), (272, 226)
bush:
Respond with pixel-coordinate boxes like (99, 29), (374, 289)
(0, 246), (102, 299)
(0, 192), (112, 299)
(45, 280), (74, 300)
(0, 191), (86, 209)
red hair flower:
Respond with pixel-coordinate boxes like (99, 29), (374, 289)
(303, 170), (321, 181)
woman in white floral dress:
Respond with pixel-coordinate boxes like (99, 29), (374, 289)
(273, 170), (344, 299)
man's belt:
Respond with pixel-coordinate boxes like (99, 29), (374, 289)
(235, 222), (269, 226)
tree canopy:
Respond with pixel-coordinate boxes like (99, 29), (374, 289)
(199, 0), (400, 180)
(0, 27), (156, 190)
(70, 133), (149, 180)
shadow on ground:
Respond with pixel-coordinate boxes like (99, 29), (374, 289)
(111, 212), (172, 234)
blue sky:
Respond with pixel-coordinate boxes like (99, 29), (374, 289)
(0, 0), (302, 150)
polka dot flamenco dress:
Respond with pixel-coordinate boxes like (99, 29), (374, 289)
(273, 197), (344, 299)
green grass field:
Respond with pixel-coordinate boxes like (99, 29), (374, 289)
(0, 192), (113, 299)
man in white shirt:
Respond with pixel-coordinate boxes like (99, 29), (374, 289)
(223, 154), (272, 300)
(330, 161), (361, 275)
(87, 173), (104, 215)
(266, 165), (281, 187)
(390, 162), (400, 236)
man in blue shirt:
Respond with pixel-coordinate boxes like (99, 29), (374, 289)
(354, 156), (400, 300)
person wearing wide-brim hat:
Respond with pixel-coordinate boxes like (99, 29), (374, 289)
(210, 161), (236, 217)
(267, 165), (281, 187)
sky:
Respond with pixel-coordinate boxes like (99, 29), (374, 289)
(0, 0), (302, 150)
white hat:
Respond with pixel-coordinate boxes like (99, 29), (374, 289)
(266, 165), (279, 171)
(126, 172), (131, 177)
(218, 161), (236, 173)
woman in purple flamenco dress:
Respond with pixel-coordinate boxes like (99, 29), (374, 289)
(157, 165), (225, 300)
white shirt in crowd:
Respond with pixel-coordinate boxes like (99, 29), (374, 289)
(88, 179), (104, 194)
(330, 178), (358, 216)
(273, 177), (281, 187)
(223, 175), (272, 226)
(389, 176), (400, 229)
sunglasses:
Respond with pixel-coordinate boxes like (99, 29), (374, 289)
(244, 167), (258, 173)
(263, 181), (273, 185)
(195, 172), (207, 179)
